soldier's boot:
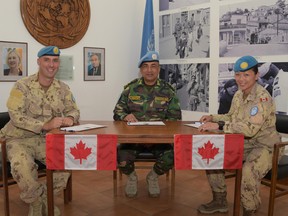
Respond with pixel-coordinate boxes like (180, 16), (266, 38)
(243, 208), (256, 216)
(42, 198), (61, 216)
(197, 191), (228, 214)
(125, 171), (138, 198)
(28, 197), (43, 216)
(146, 169), (160, 198)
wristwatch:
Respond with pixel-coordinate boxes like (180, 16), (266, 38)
(217, 121), (225, 130)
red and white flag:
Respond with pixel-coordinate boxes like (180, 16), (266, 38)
(46, 134), (117, 170)
(174, 134), (244, 170)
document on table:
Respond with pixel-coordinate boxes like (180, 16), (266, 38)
(184, 121), (203, 128)
(60, 124), (106, 132)
(127, 121), (165, 126)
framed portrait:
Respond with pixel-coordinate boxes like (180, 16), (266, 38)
(84, 47), (105, 81)
(0, 41), (28, 82)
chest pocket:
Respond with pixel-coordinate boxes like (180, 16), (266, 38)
(153, 96), (169, 111)
(129, 95), (144, 105)
(28, 102), (43, 117)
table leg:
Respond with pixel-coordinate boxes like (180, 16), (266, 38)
(47, 169), (54, 216)
(233, 169), (242, 216)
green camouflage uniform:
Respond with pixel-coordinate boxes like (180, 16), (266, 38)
(206, 83), (281, 211)
(113, 78), (181, 175)
(1, 73), (80, 204)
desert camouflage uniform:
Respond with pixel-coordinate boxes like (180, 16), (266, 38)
(207, 83), (281, 211)
(113, 78), (181, 175)
(1, 73), (80, 204)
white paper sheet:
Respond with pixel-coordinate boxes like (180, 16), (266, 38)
(60, 124), (106, 132)
(184, 122), (203, 128)
(127, 121), (165, 126)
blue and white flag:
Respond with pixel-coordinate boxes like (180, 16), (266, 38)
(140, 0), (155, 58)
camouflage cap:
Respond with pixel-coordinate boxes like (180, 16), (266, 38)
(138, 51), (159, 68)
(233, 55), (258, 72)
(37, 46), (61, 57)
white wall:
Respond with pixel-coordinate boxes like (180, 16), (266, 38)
(0, 0), (222, 122)
(0, 0), (146, 121)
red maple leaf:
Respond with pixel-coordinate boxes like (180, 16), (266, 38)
(70, 140), (92, 164)
(198, 140), (219, 164)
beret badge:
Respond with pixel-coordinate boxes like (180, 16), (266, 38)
(53, 47), (59, 55)
(240, 62), (248, 70)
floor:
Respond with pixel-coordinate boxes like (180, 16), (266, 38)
(1, 168), (288, 216)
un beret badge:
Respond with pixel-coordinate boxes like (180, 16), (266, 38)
(240, 62), (248, 70)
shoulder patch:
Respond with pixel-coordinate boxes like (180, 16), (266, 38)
(250, 106), (258, 116)
(161, 79), (176, 91)
(260, 97), (269, 102)
(124, 78), (139, 89)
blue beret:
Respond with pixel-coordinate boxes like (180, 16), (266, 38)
(138, 51), (159, 68)
(233, 55), (258, 72)
(37, 46), (61, 57)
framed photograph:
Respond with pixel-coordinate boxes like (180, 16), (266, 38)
(0, 41), (28, 82)
(84, 47), (105, 81)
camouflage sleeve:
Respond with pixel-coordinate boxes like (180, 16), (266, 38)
(6, 82), (44, 134)
(113, 88), (130, 121)
(165, 92), (182, 120)
(62, 84), (80, 123)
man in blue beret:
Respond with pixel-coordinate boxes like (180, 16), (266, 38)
(198, 55), (280, 216)
(1, 46), (80, 215)
(113, 51), (181, 198)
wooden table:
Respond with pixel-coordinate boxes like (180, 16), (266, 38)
(46, 121), (242, 216)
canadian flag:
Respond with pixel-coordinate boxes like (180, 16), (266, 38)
(46, 134), (117, 170)
(174, 134), (244, 170)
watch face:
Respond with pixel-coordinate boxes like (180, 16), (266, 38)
(20, 0), (91, 48)
(218, 121), (225, 130)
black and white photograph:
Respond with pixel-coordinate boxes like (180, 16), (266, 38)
(219, 0), (288, 57)
(160, 63), (209, 112)
(159, 8), (210, 59)
(218, 62), (288, 115)
(0, 41), (27, 82)
(159, 0), (210, 11)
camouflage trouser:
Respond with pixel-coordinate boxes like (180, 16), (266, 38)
(205, 139), (282, 211)
(117, 144), (174, 176)
(6, 136), (70, 204)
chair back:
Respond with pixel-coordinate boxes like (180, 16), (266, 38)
(0, 112), (10, 179)
(264, 114), (288, 181)
(275, 114), (288, 134)
(0, 112), (10, 129)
